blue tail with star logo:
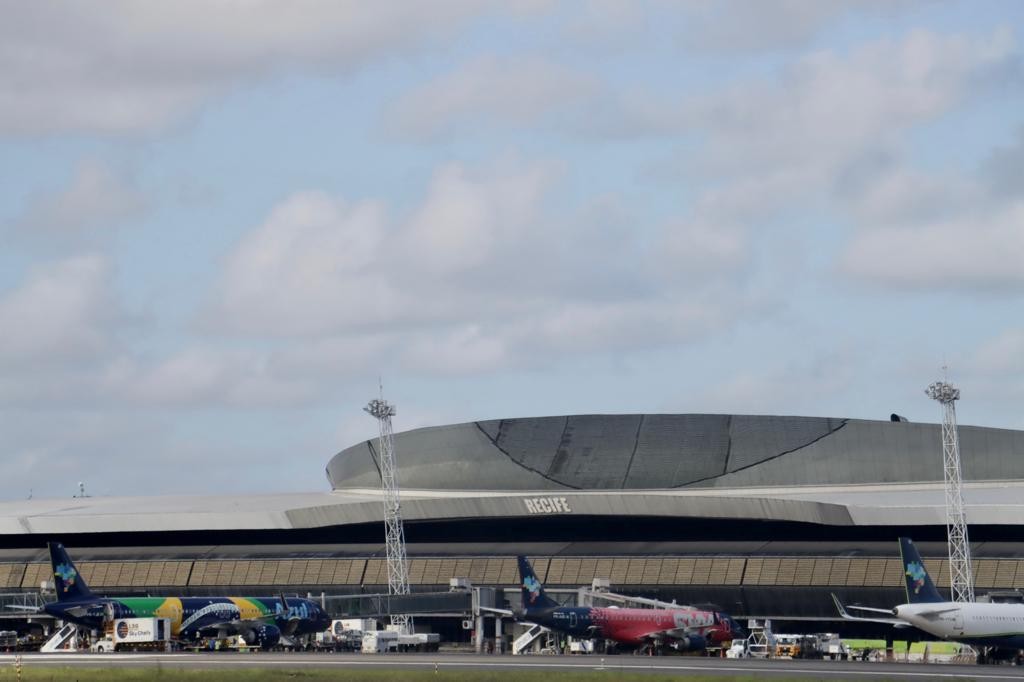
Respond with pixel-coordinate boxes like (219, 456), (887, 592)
(517, 556), (558, 611)
(48, 542), (95, 602)
(898, 537), (945, 604)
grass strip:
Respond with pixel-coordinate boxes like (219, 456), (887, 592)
(0, 667), (783, 682)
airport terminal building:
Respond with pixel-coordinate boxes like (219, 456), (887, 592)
(3, 413), (1024, 631)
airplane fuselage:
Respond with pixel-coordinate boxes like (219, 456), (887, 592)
(895, 602), (1024, 648)
(524, 605), (735, 648)
(43, 595), (329, 640)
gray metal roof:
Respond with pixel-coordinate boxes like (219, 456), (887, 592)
(2, 480), (1024, 537)
(1, 414), (1021, 539)
(327, 414), (1024, 491)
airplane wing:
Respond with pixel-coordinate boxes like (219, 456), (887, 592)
(55, 602), (107, 619)
(182, 602), (273, 639)
(201, 617), (274, 639)
(914, 607), (960, 619)
(846, 605), (898, 615)
(633, 626), (699, 643)
(655, 628), (689, 640)
(831, 594), (906, 626)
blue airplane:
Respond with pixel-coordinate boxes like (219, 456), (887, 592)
(41, 542), (331, 649)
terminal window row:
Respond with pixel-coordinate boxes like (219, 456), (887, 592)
(12, 556), (1024, 590)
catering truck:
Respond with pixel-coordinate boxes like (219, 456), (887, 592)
(92, 618), (172, 652)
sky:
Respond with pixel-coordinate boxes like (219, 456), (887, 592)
(1, 0), (1023, 500)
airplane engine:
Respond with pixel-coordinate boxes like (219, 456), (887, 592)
(246, 623), (281, 650)
(104, 602), (131, 621)
(673, 634), (707, 651)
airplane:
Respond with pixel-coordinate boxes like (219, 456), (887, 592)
(833, 537), (1024, 663)
(41, 542), (331, 649)
(515, 555), (743, 652)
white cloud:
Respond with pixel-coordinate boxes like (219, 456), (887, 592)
(214, 191), (394, 336)
(658, 218), (748, 279)
(839, 200), (1024, 290)
(839, 165), (984, 225)
(207, 159), (751, 375)
(689, 29), (1016, 175)
(211, 161), (568, 340)
(14, 160), (146, 239)
(985, 127), (1024, 199)
(554, 1), (925, 56)
(98, 347), (321, 408)
(387, 56), (597, 139)
(560, 0), (653, 49)
(399, 325), (511, 375)
(972, 328), (1024, 375)
(511, 299), (736, 357)
(639, 28), (1023, 295)
(677, 0), (917, 53)
(0, 255), (116, 365)
(0, 1), (497, 135)
(698, 348), (862, 415)
(401, 161), (554, 273)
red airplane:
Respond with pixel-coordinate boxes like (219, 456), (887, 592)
(516, 556), (744, 651)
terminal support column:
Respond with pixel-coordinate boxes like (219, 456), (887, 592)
(474, 614), (484, 654)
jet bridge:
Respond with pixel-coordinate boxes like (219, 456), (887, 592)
(322, 582), (510, 653)
(577, 578), (691, 610)
(323, 590), (472, 619)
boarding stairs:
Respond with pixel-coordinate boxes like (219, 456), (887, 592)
(40, 623), (79, 652)
(512, 623), (550, 655)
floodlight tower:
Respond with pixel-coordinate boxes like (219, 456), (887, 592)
(925, 379), (975, 603)
(364, 395), (413, 633)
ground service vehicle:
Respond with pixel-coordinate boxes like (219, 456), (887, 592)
(92, 618), (171, 652)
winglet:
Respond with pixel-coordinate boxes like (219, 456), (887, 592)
(831, 593), (905, 626)
(831, 593), (851, 619)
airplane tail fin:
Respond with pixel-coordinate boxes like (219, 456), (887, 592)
(898, 537), (945, 604)
(517, 556), (558, 610)
(48, 542), (95, 602)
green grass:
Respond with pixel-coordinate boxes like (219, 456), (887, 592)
(842, 639), (962, 654)
(0, 669), (776, 682)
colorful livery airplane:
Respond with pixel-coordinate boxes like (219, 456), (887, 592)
(42, 542), (330, 649)
(516, 555), (743, 651)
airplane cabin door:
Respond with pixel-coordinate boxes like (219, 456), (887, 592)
(569, 612), (578, 630)
(953, 608), (964, 635)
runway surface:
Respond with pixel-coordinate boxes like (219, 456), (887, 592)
(2, 652), (1024, 680)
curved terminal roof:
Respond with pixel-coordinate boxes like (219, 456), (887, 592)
(327, 414), (1024, 491)
(3, 481), (1024, 540)
(1, 414), (1023, 544)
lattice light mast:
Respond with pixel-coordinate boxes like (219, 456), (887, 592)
(364, 396), (413, 633)
(925, 379), (975, 603)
